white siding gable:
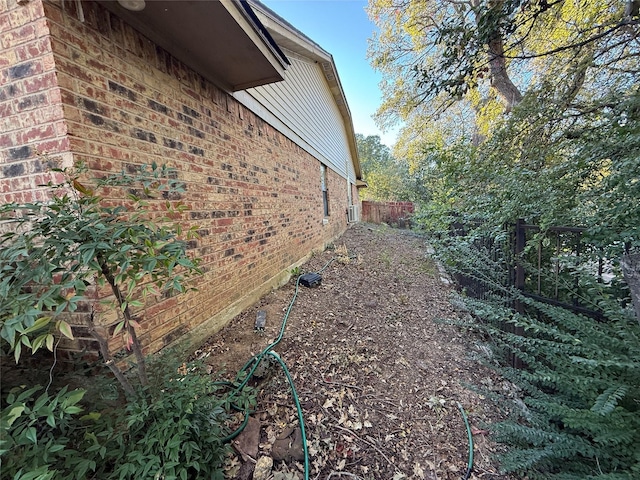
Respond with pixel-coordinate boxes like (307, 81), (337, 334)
(234, 53), (357, 183)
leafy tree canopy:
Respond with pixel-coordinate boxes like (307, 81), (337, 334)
(356, 133), (420, 202)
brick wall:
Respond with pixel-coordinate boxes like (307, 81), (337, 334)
(5, 0), (350, 357)
(0, 0), (71, 204)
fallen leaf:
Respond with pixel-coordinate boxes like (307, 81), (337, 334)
(322, 397), (335, 409)
(471, 427), (490, 435)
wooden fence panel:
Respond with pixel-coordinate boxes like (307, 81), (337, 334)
(361, 201), (414, 228)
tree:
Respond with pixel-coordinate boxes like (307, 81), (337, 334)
(368, 0), (640, 310)
(356, 133), (420, 202)
(368, 0), (636, 125)
(0, 162), (201, 396)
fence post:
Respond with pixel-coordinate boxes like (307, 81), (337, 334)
(515, 219), (526, 294)
(512, 219), (526, 368)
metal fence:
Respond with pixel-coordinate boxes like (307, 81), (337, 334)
(513, 220), (610, 320)
(454, 220), (609, 320)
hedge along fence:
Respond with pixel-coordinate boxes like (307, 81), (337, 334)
(361, 201), (414, 228)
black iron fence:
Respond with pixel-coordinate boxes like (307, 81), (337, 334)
(454, 220), (612, 320)
(514, 220), (610, 319)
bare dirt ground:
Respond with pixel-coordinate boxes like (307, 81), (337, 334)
(194, 223), (511, 480)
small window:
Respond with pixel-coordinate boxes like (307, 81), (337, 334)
(321, 164), (329, 217)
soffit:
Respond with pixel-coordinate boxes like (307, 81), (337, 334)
(97, 0), (287, 91)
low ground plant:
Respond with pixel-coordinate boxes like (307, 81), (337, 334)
(0, 162), (252, 479)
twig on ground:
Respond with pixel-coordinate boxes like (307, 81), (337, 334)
(327, 472), (363, 479)
(329, 424), (399, 472)
(322, 379), (362, 390)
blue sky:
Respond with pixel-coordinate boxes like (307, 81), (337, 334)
(261, 0), (398, 147)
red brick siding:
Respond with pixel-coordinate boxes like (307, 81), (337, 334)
(0, 0), (70, 204)
(37, 0), (349, 356)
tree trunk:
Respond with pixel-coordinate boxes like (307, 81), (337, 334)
(98, 255), (149, 387)
(472, 0), (523, 111)
(487, 37), (523, 111)
(86, 307), (136, 397)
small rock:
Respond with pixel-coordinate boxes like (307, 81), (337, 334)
(277, 426), (295, 440)
(237, 461), (255, 480)
(252, 456), (273, 480)
(271, 427), (304, 462)
(233, 416), (260, 461)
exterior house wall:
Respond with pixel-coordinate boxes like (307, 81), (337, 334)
(238, 53), (357, 184)
(1, 0), (354, 359)
(0, 0), (71, 204)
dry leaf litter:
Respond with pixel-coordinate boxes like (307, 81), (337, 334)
(192, 223), (514, 480)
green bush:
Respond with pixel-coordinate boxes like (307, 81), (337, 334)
(0, 161), (200, 394)
(1, 354), (255, 480)
(0, 385), (91, 480)
(0, 161), (249, 479)
(101, 355), (238, 480)
(436, 235), (640, 479)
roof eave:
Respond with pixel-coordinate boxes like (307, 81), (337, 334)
(97, 0), (288, 92)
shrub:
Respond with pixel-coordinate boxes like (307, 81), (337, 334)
(435, 233), (640, 479)
(0, 161), (200, 394)
(0, 354), (256, 480)
(100, 354), (240, 480)
(0, 385), (91, 480)
(0, 161), (245, 479)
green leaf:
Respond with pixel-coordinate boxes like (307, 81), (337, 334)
(22, 316), (51, 334)
(30, 334), (47, 354)
(13, 342), (22, 363)
(80, 411), (101, 421)
(20, 335), (32, 348)
(25, 426), (38, 444)
(64, 389), (85, 406)
(591, 385), (629, 416)
(57, 320), (74, 340)
(33, 391), (50, 412)
(45, 334), (54, 351)
(46, 413), (56, 428)
(112, 321), (125, 337)
(2, 405), (25, 428)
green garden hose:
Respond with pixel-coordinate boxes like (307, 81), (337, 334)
(220, 260), (339, 475)
(219, 257), (474, 480)
(217, 273), (310, 478)
(266, 350), (309, 476)
(456, 402), (474, 480)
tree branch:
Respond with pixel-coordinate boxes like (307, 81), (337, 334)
(502, 21), (638, 60)
(97, 254), (148, 386)
(86, 305), (136, 397)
